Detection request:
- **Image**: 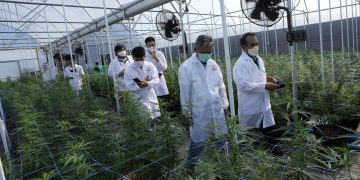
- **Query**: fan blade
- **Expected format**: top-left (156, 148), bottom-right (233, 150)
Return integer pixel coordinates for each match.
top-left (264, 9), bottom-right (279, 21)
top-left (250, 0), bottom-right (281, 21)
top-left (250, 8), bottom-right (262, 20)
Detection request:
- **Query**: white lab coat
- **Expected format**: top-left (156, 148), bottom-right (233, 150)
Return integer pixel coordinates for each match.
top-left (108, 56), bottom-right (134, 92)
top-left (233, 51), bottom-right (275, 129)
top-left (124, 61), bottom-right (161, 119)
top-left (145, 50), bottom-right (169, 96)
top-left (179, 53), bottom-right (229, 143)
top-left (64, 64), bottom-right (85, 91)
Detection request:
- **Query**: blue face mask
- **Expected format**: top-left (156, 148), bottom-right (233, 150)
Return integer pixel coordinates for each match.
top-left (197, 53), bottom-right (212, 63)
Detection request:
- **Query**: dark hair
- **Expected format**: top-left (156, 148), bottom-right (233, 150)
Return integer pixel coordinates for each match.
top-left (145, 36), bottom-right (155, 44)
top-left (114, 44), bottom-right (126, 53)
top-left (240, 32), bottom-right (256, 46)
top-left (195, 35), bottom-right (213, 48)
top-left (131, 46), bottom-right (145, 58)
top-left (95, 62), bottom-right (99, 65)
top-left (64, 54), bottom-right (75, 61)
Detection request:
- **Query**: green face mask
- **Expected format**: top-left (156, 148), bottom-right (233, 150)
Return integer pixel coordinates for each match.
top-left (198, 53), bottom-right (212, 63)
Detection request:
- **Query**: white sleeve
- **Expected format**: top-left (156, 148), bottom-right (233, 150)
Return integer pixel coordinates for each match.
top-left (233, 61), bottom-right (266, 93)
top-left (80, 66), bottom-right (85, 75)
top-left (107, 60), bottom-right (114, 76)
top-left (124, 68), bottom-right (140, 91)
top-left (179, 64), bottom-right (192, 117)
top-left (156, 51), bottom-right (167, 72)
top-left (218, 68), bottom-right (229, 109)
top-left (64, 68), bottom-right (69, 77)
top-left (147, 63), bottom-right (160, 88)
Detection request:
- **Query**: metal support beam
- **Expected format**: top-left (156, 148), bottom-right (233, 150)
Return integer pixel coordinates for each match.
top-left (219, 0), bottom-right (235, 117)
top-left (46, 0), bottom-right (173, 49)
top-left (0, 0), bottom-right (122, 10)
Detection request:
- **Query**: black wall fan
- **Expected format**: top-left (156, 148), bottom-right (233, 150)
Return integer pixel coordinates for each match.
top-left (155, 9), bottom-right (182, 41)
top-left (241, 0), bottom-right (285, 27)
top-left (240, 0), bottom-right (306, 44)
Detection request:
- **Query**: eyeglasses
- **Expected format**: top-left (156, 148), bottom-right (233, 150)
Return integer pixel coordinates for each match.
top-left (147, 44), bottom-right (156, 47)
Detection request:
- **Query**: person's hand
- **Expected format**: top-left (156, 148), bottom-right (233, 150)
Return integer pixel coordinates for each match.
top-left (152, 53), bottom-right (159, 63)
top-left (267, 76), bottom-right (277, 83)
top-left (224, 109), bottom-right (229, 117)
top-left (265, 82), bottom-right (278, 91)
top-left (184, 117), bottom-right (193, 127)
top-left (137, 81), bottom-right (148, 88)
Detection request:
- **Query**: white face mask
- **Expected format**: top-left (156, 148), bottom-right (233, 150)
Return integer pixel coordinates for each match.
top-left (117, 51), bottom-right (127, 57)
top-left (133, 61), bottom-right (144, 68)
top-left (247, 46), bottom-right (259, 57)
top-left (148, 47), bottom-right (156, 53)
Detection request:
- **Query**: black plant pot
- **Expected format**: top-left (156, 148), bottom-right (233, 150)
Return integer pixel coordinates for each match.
top-left (338, 116), bottom-right (360, 131)
top-left (313, 124), bottom-right (355, 147)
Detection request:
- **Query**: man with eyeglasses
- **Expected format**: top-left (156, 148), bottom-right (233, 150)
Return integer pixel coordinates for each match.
top-left (233, 32), bottom-right (279, 134)
top-left (144, 36), bottom-right (169, 100)
top-left (179, 35), bottom-right (229, 172)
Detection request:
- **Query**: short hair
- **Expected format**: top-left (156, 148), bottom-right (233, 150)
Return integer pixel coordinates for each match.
top-left (240, 32), bottom-right (256, 46)
top-left (145, 36), bottom-right (155, 44)
top-left (114, 44), bottom-right (126, 52)
top-left (195, 35), bottom-right (213, 48)
top-left (131, 46), bottom-right (145, 58)
top-left (95, 62), bottom-right (99, 65)
top-left (64, 54), bottom-right (75, 61)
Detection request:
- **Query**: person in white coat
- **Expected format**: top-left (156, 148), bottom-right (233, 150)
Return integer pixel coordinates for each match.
top-left (179, 35), bottom-right (229, 167)
top-left (124, 46), bottom-right (161, 119)
top-left (108, 44), bottom-right (134, 97)
top-left (233, 32), bottom-right (279, 133)
top-left (144, 36), bottom-right (169, 99)
top-left (63, 54), bottom-right (85, 91)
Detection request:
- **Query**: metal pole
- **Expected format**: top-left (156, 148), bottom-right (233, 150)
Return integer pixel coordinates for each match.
top-left (85, 38), bottom-right (92, 91)
top-left (186, 10), bottom-right (193, 54)
top-left (356, 0), bottom-right (359, 55)
top-left (318, 0), bottom-right (324, 86)
top-left (274, 23), bottom-right (279, 61)
top-left (329, 0), bottom-right (334, 80)
top-left (44, 9), bottom-right (55, 80)
top-left (179, 0), bottom-right (187, 60)
top-left (288, 0), bottom-right (297, 110)
top-left (219, 0), bottom-right (235, 117)
top-left (103, 0), bottom-right (120, 114)
top-left (167, 40), bottom-right (173, 66)
top-left (81, 38), bottom-right (91, 91)
top-left (340, 0), bottom-right (345, 66)
top-left (346, 0), bottom-right (350, 67)
top-left (100, 32), bottom-right (111, 100)
top-left (351, 0), bottom-right (355, 51)
top-left (62, 0), bottom-right (79, 95)
top-left (303, 12), bottom-right (307, 51)
top-left (128, 20), bottom-right (134, 50)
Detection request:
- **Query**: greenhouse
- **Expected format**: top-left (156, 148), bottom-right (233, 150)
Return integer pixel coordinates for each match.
top-left (0, 0), bottom-right (359, 179)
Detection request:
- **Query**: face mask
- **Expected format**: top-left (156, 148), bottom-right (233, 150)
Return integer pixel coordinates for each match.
top-left (133, 60), bottom-right (144, 68)
top-left (117, 51), bottom-right (127, 57)
top-left (247, 46), bottom-right (259, 57)
top-left (148, 47), bottom-right (156, 53)
top-left (197, 53), bottom-right (212, 63)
